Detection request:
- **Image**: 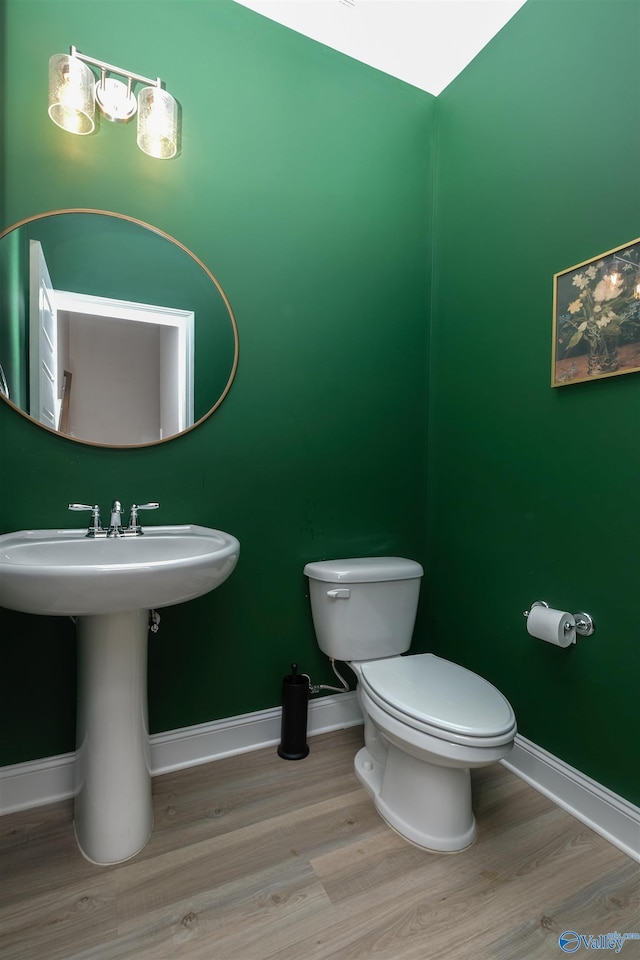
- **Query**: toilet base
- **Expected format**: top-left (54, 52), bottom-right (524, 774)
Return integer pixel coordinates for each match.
top-left (354, 744), bottom-right (477, 853)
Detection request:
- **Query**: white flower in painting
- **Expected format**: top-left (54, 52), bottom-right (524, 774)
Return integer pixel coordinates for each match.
top-left (573, 272), bottom-right (589, 289)
top-left (585, 265), bottom-right (597, 279)
top-left (597, 310), bottom-right (617, 329)
top-left (594, 277), bottom-right (619, 301)
top-left (568, 298), bottom-right (583, 314)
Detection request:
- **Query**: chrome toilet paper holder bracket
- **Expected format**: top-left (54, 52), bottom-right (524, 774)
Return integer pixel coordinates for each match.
top-left (523, 600), bottom-right (595, 637)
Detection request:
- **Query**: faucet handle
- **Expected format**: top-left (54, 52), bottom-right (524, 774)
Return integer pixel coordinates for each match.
top-left (127, 501), bottom-right (159, 534)
top-left (130, 501), bottom-right (159, 520)
top-left (68, 503), bottom-right (103, 537)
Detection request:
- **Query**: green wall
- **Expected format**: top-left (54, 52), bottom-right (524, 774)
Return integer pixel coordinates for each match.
top-left (2, 0), bottom-right (638, 811)
top-left (0, 1), bottom-right (434, 762)
top-left (428, 0), bottom-right (640, 804)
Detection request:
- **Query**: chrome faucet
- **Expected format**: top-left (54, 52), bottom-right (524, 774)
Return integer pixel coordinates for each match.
top-left (68, 500), bottom-right (159, 537)
top-left (108, 500), bottom-right (124, 538)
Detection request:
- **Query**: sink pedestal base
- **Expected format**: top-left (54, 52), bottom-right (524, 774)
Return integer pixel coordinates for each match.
top-left (74, 609), bottom-right (153, 864)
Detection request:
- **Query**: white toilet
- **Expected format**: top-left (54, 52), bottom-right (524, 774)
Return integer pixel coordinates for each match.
top-left (304, 556), bottom-right (517, 853)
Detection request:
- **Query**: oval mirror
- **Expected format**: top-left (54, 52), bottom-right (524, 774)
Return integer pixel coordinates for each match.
top-left (0, 210), bottom-right (238, 447)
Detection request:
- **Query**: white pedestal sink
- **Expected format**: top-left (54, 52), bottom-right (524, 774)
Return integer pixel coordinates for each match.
top-left (0, 524), bottom-right (240, 864)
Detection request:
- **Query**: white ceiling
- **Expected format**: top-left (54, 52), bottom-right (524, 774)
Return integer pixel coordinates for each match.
top-left (233, 0), bottom-right (528, 96)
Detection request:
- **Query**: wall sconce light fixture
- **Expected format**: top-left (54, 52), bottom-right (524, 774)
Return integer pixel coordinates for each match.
top-left (48, 46), bottom-right (178, 159)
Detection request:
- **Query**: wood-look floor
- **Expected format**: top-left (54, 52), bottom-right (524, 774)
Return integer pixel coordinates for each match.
top-left (1, 727), bottom-right (638, 960)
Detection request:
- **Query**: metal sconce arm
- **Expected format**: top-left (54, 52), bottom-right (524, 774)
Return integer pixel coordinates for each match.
top-left (69, 46), bottom-right (162, 90)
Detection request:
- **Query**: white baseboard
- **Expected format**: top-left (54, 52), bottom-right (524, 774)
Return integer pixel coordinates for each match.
top-left (502, 734), bottom-right (640, 863)
top-left (0, 752), bottom-right (75, 817)
top-left (150, 689), bottom-right (363, 775)
top-left (0, 692), bottom-right (363, 816)
top-left (2, 702), bottom-right (638, 863)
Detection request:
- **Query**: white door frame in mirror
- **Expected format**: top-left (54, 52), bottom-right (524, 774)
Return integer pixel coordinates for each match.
top-left (0, 209), bottom-right (239, 448)
top-left (30, 241), bottom-right (195, 444)
top-left (53, 291), bottom-right (194, 444)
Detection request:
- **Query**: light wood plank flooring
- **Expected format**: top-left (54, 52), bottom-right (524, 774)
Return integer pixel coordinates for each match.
top-left (1, 728), bottom-right (638, 960)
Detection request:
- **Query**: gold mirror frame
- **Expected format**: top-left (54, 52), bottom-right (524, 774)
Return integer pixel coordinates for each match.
top-left (0, 209), bottom-right (239, 448)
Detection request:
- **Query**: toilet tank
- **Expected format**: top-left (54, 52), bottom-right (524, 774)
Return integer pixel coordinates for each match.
top-left (303, 557), bottom-right (423, 662)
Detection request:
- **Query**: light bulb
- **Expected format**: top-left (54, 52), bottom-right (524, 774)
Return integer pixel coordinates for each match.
top-left (48, 54), bottom-right (95, 135)
top-left (136, 86), bottom-right (178, 159)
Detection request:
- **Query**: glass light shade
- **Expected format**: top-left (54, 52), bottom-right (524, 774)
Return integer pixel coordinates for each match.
top-left (137, 86), bottom-right (178, 159)
top-left (48, 54), bottom-right (95, 135)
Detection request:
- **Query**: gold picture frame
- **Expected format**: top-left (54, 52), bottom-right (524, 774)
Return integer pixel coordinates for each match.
top-left (552, 239), bottom-right (640, 386)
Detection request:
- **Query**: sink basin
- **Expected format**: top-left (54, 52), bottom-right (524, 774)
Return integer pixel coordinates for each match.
top-left (0, 524), bottom-right (240, 616)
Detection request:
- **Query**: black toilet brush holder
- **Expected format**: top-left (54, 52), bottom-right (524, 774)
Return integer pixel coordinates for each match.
top-left (277, 662), bottom-right (310, 760)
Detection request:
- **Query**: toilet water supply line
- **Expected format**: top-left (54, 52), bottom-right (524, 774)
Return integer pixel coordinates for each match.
top-left (304, 658), bottom-right (351, 695)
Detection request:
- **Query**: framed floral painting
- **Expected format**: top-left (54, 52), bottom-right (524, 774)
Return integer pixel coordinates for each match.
top-left (552, 239), bottom-right (640, 386)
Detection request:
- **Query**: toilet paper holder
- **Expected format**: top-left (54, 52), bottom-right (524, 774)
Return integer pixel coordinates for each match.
top-left (523, 601), bottom-right (595, 637)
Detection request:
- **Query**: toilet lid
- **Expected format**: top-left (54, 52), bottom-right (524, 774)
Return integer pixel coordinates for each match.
top-left (359, 654), bottom-right (515, 738)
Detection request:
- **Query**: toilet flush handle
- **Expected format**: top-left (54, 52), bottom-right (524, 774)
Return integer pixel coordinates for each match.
top-left (327, 588), bottom-right (350, 599)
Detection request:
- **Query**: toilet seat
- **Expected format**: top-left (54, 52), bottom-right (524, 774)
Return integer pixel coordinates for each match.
top-left (357, 654), bottom-right (517, 748)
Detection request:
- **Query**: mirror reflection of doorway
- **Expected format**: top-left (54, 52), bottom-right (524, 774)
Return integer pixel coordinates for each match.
top-left (29, 240), bottom-right (194, 445)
